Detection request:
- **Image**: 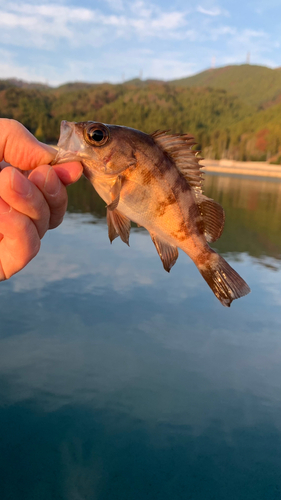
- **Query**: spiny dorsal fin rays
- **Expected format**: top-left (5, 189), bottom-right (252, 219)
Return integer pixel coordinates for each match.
top-left (151, 129), bottom-right (171, 138)
top-left (107, 209), bottom-right (131, 246)
top-left (196, 194), bottom-right (225, 243)
top-left (106, 175), bottom-right (123, 211)
top-left (151, 130), bottom-right (204, 194)
top-left (151, 130), bottom-right (225, 242)
top-left (150, 233), bottom-right (178, 272)
top-left (151, 130), bottom-right (196, 147)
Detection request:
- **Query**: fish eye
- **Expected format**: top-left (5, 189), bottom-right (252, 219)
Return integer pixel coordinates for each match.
top-left (84, 123), bottom-right (109, 146)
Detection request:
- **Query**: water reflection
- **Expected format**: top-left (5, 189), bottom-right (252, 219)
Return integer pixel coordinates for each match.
top-left (0, 174), bottom-right (281, 499)
top-left (205, 174), bottom-right (281, 263)
top-left (67, 173), bottom-right (281, 263)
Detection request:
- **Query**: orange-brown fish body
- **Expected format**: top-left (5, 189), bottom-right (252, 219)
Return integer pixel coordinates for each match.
top-left (53, 121), bottom-right (250, 306)
top-left (83, 128), bottom-right (207, 258)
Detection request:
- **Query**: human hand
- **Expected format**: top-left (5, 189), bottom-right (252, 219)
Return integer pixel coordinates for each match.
top-left (0, 119), bottom-right (83, 280)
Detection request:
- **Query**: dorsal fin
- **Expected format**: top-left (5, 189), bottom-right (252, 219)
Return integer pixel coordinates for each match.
top-left (107, 209), bottom-right (131, 246)
top-left (151, 130), bottom-right (204, 194)
top-left (151, 130), bottom-right (225, 241)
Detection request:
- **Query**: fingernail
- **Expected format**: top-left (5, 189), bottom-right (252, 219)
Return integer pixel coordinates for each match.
top-left (11, 168), bottom-right (32, 197)
top-left (0, 199), bottom-right (12, 215)
top-left (44, 167), bottom-right (61, 196)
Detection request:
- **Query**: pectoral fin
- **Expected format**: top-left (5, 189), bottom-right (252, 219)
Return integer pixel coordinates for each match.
top-left (107, 209), bottom-right (131, 246)
top-left (150, 233), bottom-right (178, 272)
top-left (106, 176), bottom-right (123, 211)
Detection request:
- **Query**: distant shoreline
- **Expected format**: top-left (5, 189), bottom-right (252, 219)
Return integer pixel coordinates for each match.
top-left (201, 159), bottom-right (281, 179)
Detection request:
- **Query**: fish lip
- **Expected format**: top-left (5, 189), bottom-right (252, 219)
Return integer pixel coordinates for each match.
top-left (50, 150), bottom-right (81, 166)
top-left (50, 120), bottom-right (84, 165)
top-left (57, 120), bottom-right (75, 149)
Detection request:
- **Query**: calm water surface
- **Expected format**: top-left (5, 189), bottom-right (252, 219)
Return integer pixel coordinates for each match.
top-left (0, 174), bottom-right (281, 500)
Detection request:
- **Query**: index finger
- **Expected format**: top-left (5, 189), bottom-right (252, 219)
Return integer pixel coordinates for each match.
top-left (0, 119), bottom-right (56, 171)
top-left (28, 162), bottom-right (83, 229)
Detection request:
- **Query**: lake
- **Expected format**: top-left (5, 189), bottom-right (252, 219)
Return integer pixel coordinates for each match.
top-left (0, 173), bottom-right (281, 500)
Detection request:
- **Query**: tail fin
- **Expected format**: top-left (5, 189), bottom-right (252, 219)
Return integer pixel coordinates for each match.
top-left (198, 254), bottom-right (250, 307)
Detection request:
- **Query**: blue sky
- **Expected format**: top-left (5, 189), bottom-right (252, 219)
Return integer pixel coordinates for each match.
top-left (0, 0), bottom-right (281, 86)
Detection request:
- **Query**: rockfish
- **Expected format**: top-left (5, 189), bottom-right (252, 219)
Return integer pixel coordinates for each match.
top-left (52, 121), bottom-right (250, 307)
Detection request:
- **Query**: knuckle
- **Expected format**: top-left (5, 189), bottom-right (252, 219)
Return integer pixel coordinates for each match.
top-left (13, 211), bottom-right (32, 233)
top-left (50, 186), bottom-right (68, 209)
top-left (13, 212), bottom-right (40, 244)
top-left (29, 235), bottom-right (41, 260)
top-left (17, 236), bottom-right (40, 270)
top-left (49, 207), bottom-right (65, 229)
top-left (0, 166), bottom-right (13, 187)
top-left (37, 195), bottom-right (51, 221)
top-left (48, 194), bottom-right (68, 229)
top-left (21, 225), bottom-right (41, 263)
top-left (10, 220), bottom-right (41, 271)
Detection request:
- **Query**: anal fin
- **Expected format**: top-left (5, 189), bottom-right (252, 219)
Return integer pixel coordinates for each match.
top-left (107, 209), bottom-right (131, 246)
top-left (150, 233), bottom-right (178, 272)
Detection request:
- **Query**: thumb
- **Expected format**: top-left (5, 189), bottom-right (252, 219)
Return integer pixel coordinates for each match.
top-left (0, 119), bottom-right (56, 170)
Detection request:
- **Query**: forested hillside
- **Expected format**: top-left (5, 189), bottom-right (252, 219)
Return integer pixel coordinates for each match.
top-left (173, 64), bottom-right (281, 109)
top-left (1, 64), bottom-right (281, 162)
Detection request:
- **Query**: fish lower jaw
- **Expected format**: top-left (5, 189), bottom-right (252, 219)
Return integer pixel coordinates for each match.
top-left (50, 149), bottom-right (81, 166)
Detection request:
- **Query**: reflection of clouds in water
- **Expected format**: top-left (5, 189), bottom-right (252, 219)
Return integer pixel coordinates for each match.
top-left (0, 311), bottom-right (281, 434)
top-left (1, 211), bottom-right (281, 432)
top-left (9, 219), bottom-right (157, 293)
top-left (6, 209), bottom-right (280, 294)
top-left (1, 258), bottom-right (281, 434)
top-left (0, 326), bottom-right (142, 410)
top-left (238, 254), bottom-right (281, 307)
top-left (7, 214), bottom-right (204, 298)
top-left (255, 260), bottom-right (281, 306)
top-left (12, 258), bottom-right (82, 293)
top-left (1, 177), bottom-right (281, 499)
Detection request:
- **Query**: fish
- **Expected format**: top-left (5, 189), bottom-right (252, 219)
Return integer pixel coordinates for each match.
top-left (51, 120), bottom-right (250, 307)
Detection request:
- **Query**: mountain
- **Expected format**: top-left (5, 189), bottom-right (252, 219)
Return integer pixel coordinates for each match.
top-left (0, 78), bottom-right (50, 91)
top-left (0, 64), bottom-right (280, 162)
top-left (171, 64), bottom-right (281, 109)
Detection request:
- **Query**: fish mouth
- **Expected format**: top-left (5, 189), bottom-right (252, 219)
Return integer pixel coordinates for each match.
top-left (50, 121), bottom-right (82, 165)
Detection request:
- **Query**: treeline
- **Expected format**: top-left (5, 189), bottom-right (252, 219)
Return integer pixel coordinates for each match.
top-left (1, 65), bottom-right (281, 162)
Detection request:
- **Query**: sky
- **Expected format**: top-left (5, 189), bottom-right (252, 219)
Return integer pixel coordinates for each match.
top-left (0, 0), bottom-right (281, 86)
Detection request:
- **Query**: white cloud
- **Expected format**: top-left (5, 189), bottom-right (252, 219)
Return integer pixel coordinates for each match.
top-left (0, 0), bottom-right (280, 84)
top-left (145, 55), bottom-right (197, 80)
top-left (222, 27), bottom-right (272, 65)
top-left (0, 1), bottom-right (187, 48)
top-left (239, 28), bottom-right (267, 39)
top-left (0, 48), bottom-right (49, 83)
top-left (7, 3), bottom-right (94, 21)
top-left (197, 5), bottom-right (222, 16)
top-left (207, 25), bottom-right (237, 41)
